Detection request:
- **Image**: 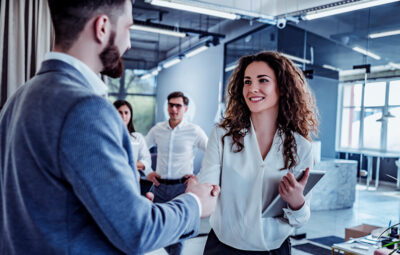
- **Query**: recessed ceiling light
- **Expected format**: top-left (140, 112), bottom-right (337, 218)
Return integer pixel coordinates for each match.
top-left (130, 24), bottom-right (186, 38)
top-left (147, 0), bottom-right (239, 20)
top-left (304, 0), bottom-right (400, 20)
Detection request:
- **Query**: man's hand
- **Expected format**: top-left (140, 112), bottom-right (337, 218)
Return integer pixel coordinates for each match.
top-left (146, 171), bottom-right (161, 186)
top-left (279, 168), bottom-right (310, 210)
top-left (136, 161), bottom-right (145, 171)
top-left (185, 178), bottom-right (220, 218)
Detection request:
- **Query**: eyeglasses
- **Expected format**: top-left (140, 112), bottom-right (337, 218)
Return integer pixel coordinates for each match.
top-left (168, 103), bottom-right (184, 109)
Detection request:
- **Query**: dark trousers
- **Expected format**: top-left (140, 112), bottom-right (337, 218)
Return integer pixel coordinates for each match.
top-left (204, 229), bottom-right (291, 255)
top-left (151, 183), bottom-right (187, 255)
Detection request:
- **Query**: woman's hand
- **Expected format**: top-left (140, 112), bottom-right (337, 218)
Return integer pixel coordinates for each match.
top-left (279, 168), bottom-right (310, 210)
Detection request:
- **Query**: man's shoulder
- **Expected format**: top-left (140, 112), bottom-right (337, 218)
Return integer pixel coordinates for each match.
top-left (150, 121), bottom-right (168, 130)
top-left (7, 70), bottom-right (112, 127)
top-left (183, 121), bottom-right (202, 131)
top-left (34, 66), bottom-right (103, 104)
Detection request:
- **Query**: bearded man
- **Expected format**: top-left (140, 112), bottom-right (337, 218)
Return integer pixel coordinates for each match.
top-left (0, 0), bottom-right (219, 254)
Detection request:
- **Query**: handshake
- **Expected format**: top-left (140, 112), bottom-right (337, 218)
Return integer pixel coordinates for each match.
top-left (185, 176), bottom-right (220, 218)
top-left (145, 174), bottom-right (220, 218)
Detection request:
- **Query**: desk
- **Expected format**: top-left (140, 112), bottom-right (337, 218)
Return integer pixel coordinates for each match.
top-left (331, 242), bottom-right (375, 255)
top-left (331, 241), bottom-right (376, 255)
top-left (340, 149), bottom-right (400, 189)
top-left (331, 235), bottom-right (397, 255)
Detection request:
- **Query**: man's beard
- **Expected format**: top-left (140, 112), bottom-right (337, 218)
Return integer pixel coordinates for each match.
top-left (100, 32), bottom-right (124, 78)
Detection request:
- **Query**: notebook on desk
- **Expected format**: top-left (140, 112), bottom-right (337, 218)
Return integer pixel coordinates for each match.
top-left (262, 169), bottom-right (326, 218)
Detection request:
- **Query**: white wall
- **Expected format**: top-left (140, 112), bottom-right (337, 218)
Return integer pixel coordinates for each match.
top-left (156, 45), bottom-right (223, 135)
top-left (308, 76), bottom-right (339, 159)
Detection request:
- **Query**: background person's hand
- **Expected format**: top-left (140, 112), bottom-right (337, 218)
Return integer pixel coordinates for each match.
top-left (146, 171), bottom-right (161, 186)
top-left (279, 168), bottom-right (310, 210)
top-left (185, 178), bottom-right (220, 218)
top-left (136, 161), bottom-right (145, 171)
top-left (184, 174), bottom-right (198, 186)
top-left (145, 192), bottom-right (154, 202)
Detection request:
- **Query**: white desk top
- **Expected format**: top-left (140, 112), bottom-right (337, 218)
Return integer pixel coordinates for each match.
top-left (338, 149), bottom-right (400, 158)
top-left (332, 235), bottom-right (397, 255)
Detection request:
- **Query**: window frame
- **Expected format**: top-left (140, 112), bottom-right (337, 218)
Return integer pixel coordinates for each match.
top-left (106, 69), bottom-right (157, 134)
top-left (336, 77), bottom-right (400, 153)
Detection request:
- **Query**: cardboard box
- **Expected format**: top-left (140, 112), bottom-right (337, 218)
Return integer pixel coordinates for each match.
top-left (345, 224), bottom-right (381, 241)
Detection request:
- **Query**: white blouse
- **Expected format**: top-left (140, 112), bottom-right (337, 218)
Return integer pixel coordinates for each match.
top-left (130, 132), bottom-right (152, 175)
top-left (198, 123), bottom-right (313, 251)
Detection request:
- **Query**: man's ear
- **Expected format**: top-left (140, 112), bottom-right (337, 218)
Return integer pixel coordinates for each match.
top-left (184, 105), bottom-right (188, 113)
top-left (94, 15), bottom-right (110, 44)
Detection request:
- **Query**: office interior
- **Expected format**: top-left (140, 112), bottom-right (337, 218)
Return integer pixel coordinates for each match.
top-left (1, 0), bottom-right (400, 254)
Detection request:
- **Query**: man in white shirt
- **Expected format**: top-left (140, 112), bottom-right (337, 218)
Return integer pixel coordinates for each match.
top-left (145, 91), bottom-right (208, 255)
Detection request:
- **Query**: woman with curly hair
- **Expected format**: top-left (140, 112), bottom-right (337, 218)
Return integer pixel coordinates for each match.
top-left (198, 51), bottom-right (318, 254)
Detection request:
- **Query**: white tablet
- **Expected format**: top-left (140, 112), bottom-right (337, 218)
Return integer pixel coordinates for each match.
top-left (262, 169), bottom-right (326, 218)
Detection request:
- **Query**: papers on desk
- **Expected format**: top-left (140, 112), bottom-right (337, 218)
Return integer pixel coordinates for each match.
top-left (351, 244), bottom-right (369, 250)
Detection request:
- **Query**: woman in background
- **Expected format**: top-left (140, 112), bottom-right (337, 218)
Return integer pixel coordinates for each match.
top-left (198, 51), bottom-right (318, 254)
top-left (113, 100), bottom-right (152, 176)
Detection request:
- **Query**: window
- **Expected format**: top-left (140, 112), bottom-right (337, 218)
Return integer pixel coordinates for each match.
top-left (387, 81), bottom-right (400, 151)
top-left (106, 69), bottom-right (157, 135)
top-left (338, 79), bottom-right (400, 152)
top-left (340, 84), bottom-right (362, 148)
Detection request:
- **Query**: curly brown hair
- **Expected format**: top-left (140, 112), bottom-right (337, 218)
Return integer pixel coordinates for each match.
top-left (220, 51), bottom-right (318, 170)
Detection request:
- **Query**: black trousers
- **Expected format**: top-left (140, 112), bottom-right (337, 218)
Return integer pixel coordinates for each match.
top-left (203, 229), bottom-right (291, 255)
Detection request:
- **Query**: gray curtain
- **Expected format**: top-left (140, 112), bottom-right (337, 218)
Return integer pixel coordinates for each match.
top-left (0, 0), bottom-right (53, 109)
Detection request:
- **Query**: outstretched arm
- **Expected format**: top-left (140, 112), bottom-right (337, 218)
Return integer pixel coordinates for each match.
top-left (59, 97), bottom-right (201, 254)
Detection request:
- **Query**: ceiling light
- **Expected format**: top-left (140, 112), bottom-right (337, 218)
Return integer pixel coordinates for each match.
top-left (224, 63), bottom-right (237, 72)
top-left (162, 57), bottom-right (182, 69)
top-left (185, 45), bottom-right (209, 58)
top-left (322, 64), bottom-right (342, 71)
top-left (141, 73), bottom-right (153, 80)
top-left (281, 53), bottom-right (311, 64)
top-left (304, 0), bottom-right (400, 20)
top-left (352, 46), bottom-right (381, 60)
top-left (389, 62), bottom-right (400, 69)
top-left (369, 29), bottom-right (400, 38)
top-left (148, 66), bottom-right (162, 76)
top-left (148, 0), bottom-right (239, 20)
top-left (130, 24), bottom-right (186, 38)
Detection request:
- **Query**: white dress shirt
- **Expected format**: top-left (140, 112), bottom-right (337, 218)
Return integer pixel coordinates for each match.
top-left (45, 52), bottom-right (108, 96)
top-left (130, 132), bottom-right (152, 174)
top-left (145, 120), bottom-right (208, 179)
top-left (198, 123), bottom-right (313, 251)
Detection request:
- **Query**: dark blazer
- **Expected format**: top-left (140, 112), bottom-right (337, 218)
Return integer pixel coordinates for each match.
top-left (0, 59), bottom-right (199, 254)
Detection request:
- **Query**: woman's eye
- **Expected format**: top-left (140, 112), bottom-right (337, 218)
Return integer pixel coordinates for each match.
top-left (244, 80), bottom-right (251, 85)
top-left (260, 78), bottom-right (268, 83)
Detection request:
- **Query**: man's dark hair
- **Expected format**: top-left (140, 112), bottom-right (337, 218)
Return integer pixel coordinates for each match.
top-left (47, 0), bottom-right (128, 50)
top-left (168, 91), bottom-right (189, 106)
